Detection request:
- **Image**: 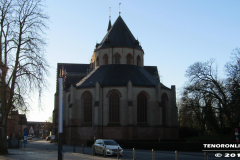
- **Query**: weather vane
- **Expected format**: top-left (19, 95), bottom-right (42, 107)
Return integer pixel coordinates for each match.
top-left (109, 7), bottom-right (111, 20)
top-left (119, 3), bottom-right (121, 15)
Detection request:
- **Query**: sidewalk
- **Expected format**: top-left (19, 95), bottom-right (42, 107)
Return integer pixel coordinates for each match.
top-left (0, 148), bottom-right (114, 160)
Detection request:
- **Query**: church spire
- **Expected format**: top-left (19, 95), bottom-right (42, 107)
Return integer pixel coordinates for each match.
top-left (119, 3), bottom-right (121, 15)
top-left (107, 7), bottom-right (112, 32)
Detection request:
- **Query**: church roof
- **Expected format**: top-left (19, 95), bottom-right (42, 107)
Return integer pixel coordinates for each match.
top-left (107, 19), bottom-right (111, 32)
top-left (144, 66), bottom-right (170, 90)
top-left (56, 63), bottom-right (90, 92)
top-left (76, 65), bottom-right (159, 88)
top-left (95, 16), bottom-right (143, 51)
top-left (57, 63), bottom-right (90, 74)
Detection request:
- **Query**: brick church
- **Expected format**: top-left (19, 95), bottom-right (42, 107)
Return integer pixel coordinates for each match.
top-left (52, 15), bottom-right (178, 144)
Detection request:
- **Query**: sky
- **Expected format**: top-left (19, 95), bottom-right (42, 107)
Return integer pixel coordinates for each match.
top-left (25, 0), bottom-right (240, 121)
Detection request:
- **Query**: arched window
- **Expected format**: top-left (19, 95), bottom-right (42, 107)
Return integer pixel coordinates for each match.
top-left (109, 92), bottom-right (120, 122)
top-left (103, 54), bottom-right (108, 65)
top-left (68, 94), bottom-right (70, 102)
top-left (137, 93), bottom-right (147, 122)
top-left (82, 92), bottom-right (92, 122)
top-left (126, 54), bottom-right (133, 65)
top-left (161, 93), bottom-right (168, 125)
top-left (137, 55), bottom-right (141, 66)
top-left (96, 57), bottom-right (99, 66)
top-left (114, 53), bottom-right (121, 64)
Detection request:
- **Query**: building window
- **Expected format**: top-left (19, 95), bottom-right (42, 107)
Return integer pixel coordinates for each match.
top-left (96, 57), bottom-right (99, 66)
top-left (161, 93), bottom-right (168, 125)
top-left (103, 54), bottom-right (108, 65)
top-left (114, 53), bottom-right (121, 64)
top-left (137, 55), bottom-right (141, 66)
top-left (109, 92), bottom-right (120, 122)
top-left (137, 93), bottom-right (147, 122)
top-left (68, 94), bottom-right (70, 102)
top-left (83, 92), bottom-right (92, 122)
top-left (126, 54), bottom-right (132, 65)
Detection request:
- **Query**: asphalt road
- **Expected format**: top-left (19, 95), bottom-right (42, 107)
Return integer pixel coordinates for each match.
top-left (8, 138), bottom-right (239, 160)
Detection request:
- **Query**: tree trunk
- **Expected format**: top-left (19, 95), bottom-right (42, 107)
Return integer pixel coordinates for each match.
top-left (0, 116), bottom-right (8, 154)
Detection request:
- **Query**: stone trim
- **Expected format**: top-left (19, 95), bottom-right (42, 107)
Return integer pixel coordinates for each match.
top-left (102, 54), bottom-right (109, 58)
top-left (161, 88), bottom-right (172, 91)
top-left (94, 47), bottom-right (144, 54)
top-left (106, 89), bottom-right (122, 98)
top-left (81, 90), bottom-right (93, 99)
top-left (113, 52), bottom-right (121, 58)
top-left (136, 91), bottom-right (151, 99)
top-left (126, 53), bottom-right (133, 58)
top-left (161, 92), bottom-right (168, 101)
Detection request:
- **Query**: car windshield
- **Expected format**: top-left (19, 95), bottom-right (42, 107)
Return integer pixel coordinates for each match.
top-left (103, 140), bottom-right (118, 145)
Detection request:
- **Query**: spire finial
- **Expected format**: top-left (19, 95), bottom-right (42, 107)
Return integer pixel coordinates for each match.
top-left (107, 8), bottom-right (112, 32)
top-left (109, 7), bottom-right (111, 20)
top-left (119, 3), bottom-right (121, 15)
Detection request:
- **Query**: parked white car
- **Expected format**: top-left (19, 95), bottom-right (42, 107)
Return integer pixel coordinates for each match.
top-left (94, 139), bottom-right (123, 156)
top-left (27, 135), bottom-right (32, 140)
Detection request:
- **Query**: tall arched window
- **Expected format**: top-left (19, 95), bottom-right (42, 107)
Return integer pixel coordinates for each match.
top-left (82, 92), bottom-right (92, 122)
top-left (109, 92), bottom-right (120, 122)
top-left (137, 93), bottom-right (147, 122)
top-left (103, 54), bottom-right (108, 65)
top-left (68, 94), bottom-right (70, 102)
top-left (96, 57), bottom-right (99, 66)
top-left (161, 93), bottom-right (168, 125)
top-left (137, 55), bottom-right (141, 66)
top-left (126, 54), bottom-right (133, 65)
top-left (114, 53), bottom-right (121, 64)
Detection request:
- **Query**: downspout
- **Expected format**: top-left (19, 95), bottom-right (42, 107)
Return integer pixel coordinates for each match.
top-left (102, 86), bottom-right (103, 139)
top-left (122, 48), bottom-right (123, 63)
top-left (112, 47), bottom-right (113, 64)
top-left (133, 48), bottom-right (134, 65)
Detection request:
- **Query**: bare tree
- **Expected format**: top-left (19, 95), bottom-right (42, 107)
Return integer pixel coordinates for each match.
top-left (225, 49), bottom-right (240, 125)
top-left (179, 87), bottom-right (220, 135)
top-left (0, 0), bottom-right (49, 154)
top-left (185, 59), bottom-right (233, 129)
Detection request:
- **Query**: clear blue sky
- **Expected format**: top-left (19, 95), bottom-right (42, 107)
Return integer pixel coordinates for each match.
top-left (26, 0), bottom-right (240, 121)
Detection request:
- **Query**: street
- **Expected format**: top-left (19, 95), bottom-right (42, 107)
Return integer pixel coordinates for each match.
top-left (0, 138), bottom-right (238, 160)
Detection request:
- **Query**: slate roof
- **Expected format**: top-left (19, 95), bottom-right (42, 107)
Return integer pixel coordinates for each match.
top-left (95, 16), bottom-right (143, 51)
top-left (76, 64), bottom-right (160, 88)
top-left (107, 19), bottom-right (111, 32)
top-left (144, 66), bottom-right (170, 90)
top-left (64, 75), bottom-right (86, 91)
top-left (56, 63), bottom-right (90, 92)
top-left (57, 63), bottom-right (90, 75)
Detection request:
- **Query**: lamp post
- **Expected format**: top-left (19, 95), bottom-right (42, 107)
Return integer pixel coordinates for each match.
top-left (58, 68), bottom-right (65, 160)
